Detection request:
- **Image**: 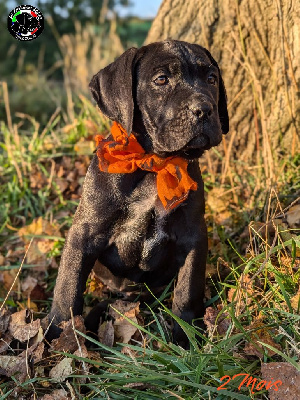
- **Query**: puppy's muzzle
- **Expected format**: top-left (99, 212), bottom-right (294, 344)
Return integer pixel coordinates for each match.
top-left (186, 99), bottom-right (221, 147)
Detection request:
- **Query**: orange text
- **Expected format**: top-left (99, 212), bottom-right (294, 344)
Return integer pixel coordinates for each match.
top-left (217, 373), bottom-right (282, 394)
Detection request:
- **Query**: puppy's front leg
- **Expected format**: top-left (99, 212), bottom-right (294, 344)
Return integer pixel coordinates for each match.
top-left (45, 156), bottom-right (116, 339)
top-left (172, 219), bottom-right (207, 347)
top-left (46, 205), bottom-right (107, 339)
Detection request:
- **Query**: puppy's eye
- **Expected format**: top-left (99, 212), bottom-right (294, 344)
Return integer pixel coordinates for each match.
top-left (154, 75), bottom-right (169, 86)
top-left (207, 74), bottom-right (217, 85)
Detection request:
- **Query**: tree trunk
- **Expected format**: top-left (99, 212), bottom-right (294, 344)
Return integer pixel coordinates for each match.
top-left (145, 0), bottom-right (299, 171)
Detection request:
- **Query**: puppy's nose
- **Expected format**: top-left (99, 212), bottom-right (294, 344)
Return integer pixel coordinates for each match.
top-left (190, 102), bottom-right (213, 119)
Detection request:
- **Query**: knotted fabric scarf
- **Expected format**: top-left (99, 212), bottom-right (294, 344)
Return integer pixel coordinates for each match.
top-left (95, 122), bottom-right (197, 211)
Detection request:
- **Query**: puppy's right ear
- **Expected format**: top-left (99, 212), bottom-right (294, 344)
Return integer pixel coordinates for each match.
top-left (89, 47), bottom-right (138, 134)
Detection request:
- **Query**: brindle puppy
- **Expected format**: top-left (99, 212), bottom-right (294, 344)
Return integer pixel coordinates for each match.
top-left (47, 40), bottom-right (229, 347)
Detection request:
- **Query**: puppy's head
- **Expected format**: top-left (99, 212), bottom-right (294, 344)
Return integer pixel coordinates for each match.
top-left (89, 40), bottom-right (229, 159)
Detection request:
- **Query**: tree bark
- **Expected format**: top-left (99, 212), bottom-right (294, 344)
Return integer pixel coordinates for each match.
top-left (146, 0), bottom-right (299, 168)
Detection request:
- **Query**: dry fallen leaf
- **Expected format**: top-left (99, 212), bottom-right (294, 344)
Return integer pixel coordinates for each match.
top-left (286, 204), bottom-right (300, 228)
top-left (98, 320), bottom-right (114, 347)
top-left (244, 319), bottom-right (281, 358)
top-left (30, 168), bottom-right (48, 190)
top-left (23, 341), bottom-right (45, 363)
top-left (261, 362), bottom-right (300, 399)
top-left (74, 138), bottom-right (95, 155)
top-left (205, 263), bottom-right (218, 278)
top-left (0, 341), bottom-right (43, 383)
top-left (0, 269), bottom-right (19, 292)
top-left (51, 316), bottom-right (86, 354)
top-left (66, 170), bottom-right (77, 183)
top-left (40, 388), bottom-right (69, 400)
top-left (207, 187), bottom-right (228, 213)
top-left (0, 355), bottom-right (22, 377)
top-left (0, 332), bottom-right (13, 354)
top-left (203, 306), bottom-right (231, 336)
top-left (109, 300), bottom-right (140, 320)
top-left (61, 156), bottom-right (73, 170)
top-left (18, 217), bottom-right (61, 268)
top-left (85, 271), bottom-right (105, 298)
top-left (291, 288), bottom-right (300, 311)
top-left (0, 254), bottom-right (5, 266)
top-left (9, 309), bottom-right (40, 342)
top-left (206, 187), bottom-right (233, 224)
top-left (31, 326), bottom-right (44, 346)
top-left (273, 220), bottom-right (300, 257)
top-left (73, 343), bottom-right (89, 359)
top-left (74, 160), bottom-right (87, 176)
top-left (19, 217), bottom-right (61, 242)
top-left (227, 274), bottom-right (259, 314)
top-left (20, 299), bottom-right (39, 313)
top-left (57, 164), bottom-right (65, 178)
top-left (3, 247), bottom-right (24, 267)
top-left (49, 357), bottom-right (73, 383)
top-left (54, 177), bottom-right (69, 193)
top-left (109, 300), bottom-right (140, 344)
top-left (21, 275), bottom-right (38, 296)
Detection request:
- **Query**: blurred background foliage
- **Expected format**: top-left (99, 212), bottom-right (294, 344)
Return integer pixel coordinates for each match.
top-left (0, 0), bottom-right (152, 125)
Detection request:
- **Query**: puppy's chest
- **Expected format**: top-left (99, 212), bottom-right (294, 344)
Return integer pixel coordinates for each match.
top-left (108, 174), bottom-right (172, 269)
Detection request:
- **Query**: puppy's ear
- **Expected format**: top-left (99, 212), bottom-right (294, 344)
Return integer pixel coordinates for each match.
top-left (89, 47), bottom-right (138, 134)
top-left (203, 49), bottom-right (229, 134)
top-left (217, 74), bottom-right (229, 134)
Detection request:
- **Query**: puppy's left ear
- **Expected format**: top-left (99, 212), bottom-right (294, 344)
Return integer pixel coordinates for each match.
top-left (203, 49), bottom-right (229, 134)
top-left (217, 74), bottom-right (229, 134)
top-left (89, 47), bottom-right (138, 134)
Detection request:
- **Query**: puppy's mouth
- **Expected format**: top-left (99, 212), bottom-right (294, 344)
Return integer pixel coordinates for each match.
top-left (180, 139), bottom-right (208, 160)
top-left (155, 134), bottom-right (211, 160)
top-left (184, 134), bottom-right (210, 149)
top-left (180, 134), bottom-right (211, 158)
top-left (151, 115), bottom-right (223, 159)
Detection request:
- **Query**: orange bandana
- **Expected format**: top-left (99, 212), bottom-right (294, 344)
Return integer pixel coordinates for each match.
top-left (95, 122), bottom-right (197, 211)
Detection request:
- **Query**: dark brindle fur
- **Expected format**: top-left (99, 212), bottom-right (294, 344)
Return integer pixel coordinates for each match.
top-left (46, 40), bottom-right (229, 347)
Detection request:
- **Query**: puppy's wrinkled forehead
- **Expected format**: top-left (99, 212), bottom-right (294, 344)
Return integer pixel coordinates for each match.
top-left (136, 40), bottom-right (214, 77)
top-left (162, 40), bottom-right (211, 63)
